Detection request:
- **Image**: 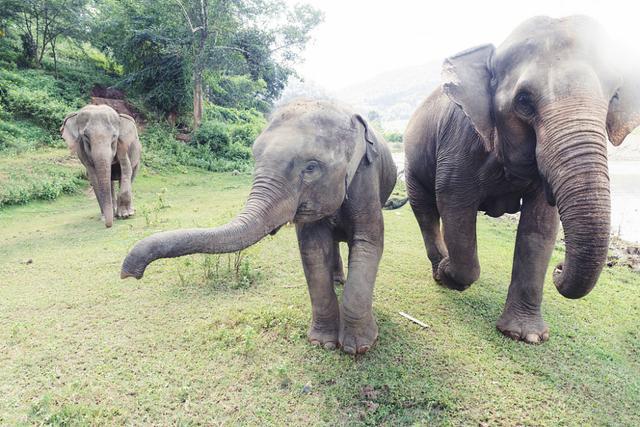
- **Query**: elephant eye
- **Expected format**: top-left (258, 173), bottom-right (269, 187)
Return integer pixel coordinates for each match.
top-left (303, 161), bottom-right (319, 174)
top-left (514, 91), bottom-right (535, 118)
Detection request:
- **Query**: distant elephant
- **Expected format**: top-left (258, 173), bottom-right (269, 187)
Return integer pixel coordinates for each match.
top-left (61, 104), bottom-right (141, 227)
top-left (405, 16), bottom-right (640, 343)
top-left (121, 100), bottom-right (397, 354)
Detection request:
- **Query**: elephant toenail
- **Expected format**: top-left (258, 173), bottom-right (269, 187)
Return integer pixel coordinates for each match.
top-left (324, 342), bottom-right (336, 350)
top-left (525, 333), bottom-right (541, 344)
top-left (357, 345), bottom-right (370, 354)
top-left (343, 346), bottom-right (356, 355)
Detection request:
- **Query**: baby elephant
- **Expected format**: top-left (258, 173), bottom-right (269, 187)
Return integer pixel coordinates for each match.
top-left (61, 104), bottom-right (141, 227)
top-left (121, 100), bottom-right (397, 354)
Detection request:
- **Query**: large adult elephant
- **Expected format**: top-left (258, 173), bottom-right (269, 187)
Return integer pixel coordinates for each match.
top-left (121, 100), bottom-right (397, 354)
top-left (405, 16), bottom-right (640, 343)
top-left (61, 104), bottom-right (141, 227)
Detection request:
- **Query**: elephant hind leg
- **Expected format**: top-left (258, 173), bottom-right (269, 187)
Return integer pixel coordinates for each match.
top-left (407, 177), bottom-right (448, 279)
top-left (332, 241), bottom-right (345, 285)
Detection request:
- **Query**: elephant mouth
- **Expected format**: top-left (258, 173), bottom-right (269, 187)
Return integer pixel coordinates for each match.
top-left (294, 204), bottom-right (324, 223)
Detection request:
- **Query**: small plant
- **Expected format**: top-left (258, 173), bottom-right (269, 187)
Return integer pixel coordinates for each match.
top-left (175, 249), bottom-right (261, 291)
top-left (141, 188), bottom-right (170, 227)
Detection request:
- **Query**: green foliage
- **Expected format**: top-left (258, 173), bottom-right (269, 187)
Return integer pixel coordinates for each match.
top-left (141, 102), bottom-right (264, 172)
top-left (194, 120), bottom-right (230, 154)
top-left (2, 85), bottom-right (69, 134)
top-left (206, 73), bottom-right (269, 111)
top-left (179, 251), bottom-right (262, 292)
top-left (0, 149), bottom-right (85, 208)
top-left (384, 132), bottom-right (403, 143)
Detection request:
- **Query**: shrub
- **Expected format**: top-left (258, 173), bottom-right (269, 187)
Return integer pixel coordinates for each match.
top-left (193, 120), bottom-right (230, 155)
top-left (2, 86), bottom-right (69, 133)
top-left (230, 122), bottom-right (262, 147)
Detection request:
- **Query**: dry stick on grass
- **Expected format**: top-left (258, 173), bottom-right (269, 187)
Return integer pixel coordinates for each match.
top-left (399, 311), bottom-right (430, 329)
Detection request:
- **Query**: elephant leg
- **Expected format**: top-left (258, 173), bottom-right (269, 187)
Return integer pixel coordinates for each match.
top-left (407, 177), bottom-right (448, 279)
top-left (111, 181), bottom-right (117, 216)
top-left (296, 221), bottom-right (340, 350)
top-left (436, 199), bottom-right (480, 291)
top-left (339, 214), bottom-right (383, 354)
top-left (497, 187), bottom-right (559, 344)
top-left (116, 149), bottom-right (134, 218)
top-left (332, 241), bottom-right (345, 285)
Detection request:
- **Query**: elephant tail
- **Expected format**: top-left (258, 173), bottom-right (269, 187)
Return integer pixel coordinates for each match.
top-left (383, 197), bottom-right (409, 210)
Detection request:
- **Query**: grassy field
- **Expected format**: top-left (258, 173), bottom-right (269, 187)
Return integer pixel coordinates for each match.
top-left (1, 167), bottom-right (639, 426)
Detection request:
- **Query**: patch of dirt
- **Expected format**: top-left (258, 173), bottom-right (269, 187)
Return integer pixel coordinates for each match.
top-left (91, 97), bottom-right (142, 122)
top-left (608, 237), bottom-right (640, 272)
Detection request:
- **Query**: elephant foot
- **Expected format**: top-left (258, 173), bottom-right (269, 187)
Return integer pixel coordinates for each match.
top-left (496, 310), bottom-right (549, 344)
top-left (434, 257), bottom-right (474, 291)
top-left (116, 205), bottom-right (135, 219)
top-left (308, 318), bottom-right (339, 350)
top-left (339, 310), bottom-right (378, 355)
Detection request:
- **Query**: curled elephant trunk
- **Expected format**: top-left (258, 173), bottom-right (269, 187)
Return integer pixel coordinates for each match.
top-left (95, 156), bottom-right (114, 228)
top-left (121, 175), bottom-right (297, 279)
top-left (536, 98), bottom-right (610, 299)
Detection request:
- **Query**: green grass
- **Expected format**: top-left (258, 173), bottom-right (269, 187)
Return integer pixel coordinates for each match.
top-left (0, 168), bottom-right (639, 425)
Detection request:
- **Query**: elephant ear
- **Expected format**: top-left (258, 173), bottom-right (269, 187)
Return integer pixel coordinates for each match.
top-left (118, 113), bottom-right (139, 147)
top-left (442, 44), bottom-right (496, 151)
top-left (607, 64), bottom-right (640, 146)
top-left (344, 114), bottom-right (379, 191)
top-left (60, 112), bottom-right (79, 153)
top-left (352, 114), bottom-right (379, 163)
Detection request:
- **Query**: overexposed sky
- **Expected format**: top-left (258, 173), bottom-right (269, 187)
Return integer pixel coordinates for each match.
top-left (287, 0), bottom-right (640, 91)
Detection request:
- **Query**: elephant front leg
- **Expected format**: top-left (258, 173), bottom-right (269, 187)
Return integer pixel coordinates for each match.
top-left (497, 188), bottom-right (559, 344)
top-left (340, 216), bottom-right (383, 355)
top-left (296, 222), bottom-right (340, 350)
top-left (116, 148), bottom-right (135, 218)
top-left (436, 199), bottom-right (481, 291)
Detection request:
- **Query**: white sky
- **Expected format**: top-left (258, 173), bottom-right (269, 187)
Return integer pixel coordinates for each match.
top-left (287, 0), bottom-right (640, 91)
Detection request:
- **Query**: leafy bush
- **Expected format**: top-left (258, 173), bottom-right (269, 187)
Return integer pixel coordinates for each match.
top-left (194, 120), bottom-right (230, 155)
top-left (0, 153), bottom-right (86, 208)
top-left (141, 123), bottom-right (253, 173)
top-left (2, 85), bottom-right (69, 134)
top-left (230, 122), bottom-right (263, 147)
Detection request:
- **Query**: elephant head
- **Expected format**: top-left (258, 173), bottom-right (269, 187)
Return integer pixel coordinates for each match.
top-left (61, 105), bottom-right (138, 228)
top-left (121, 100), bottom-right (379, 279)
top-left (442, 16), bottom-right (640, 299)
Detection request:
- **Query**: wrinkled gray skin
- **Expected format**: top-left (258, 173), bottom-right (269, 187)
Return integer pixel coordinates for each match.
top-left (405, 16), bottom-right (640, 343)
top-left (61, 105), bottom-right (141, 228)
top-left (121, 100), bottom-right (397, 354)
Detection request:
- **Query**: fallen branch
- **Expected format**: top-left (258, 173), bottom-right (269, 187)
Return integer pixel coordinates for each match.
top-left (399, 311), bottom-right (429, 329)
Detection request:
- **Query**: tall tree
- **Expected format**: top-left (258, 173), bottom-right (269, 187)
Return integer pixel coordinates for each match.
top-left (94, 0), bottom-right (321, 127)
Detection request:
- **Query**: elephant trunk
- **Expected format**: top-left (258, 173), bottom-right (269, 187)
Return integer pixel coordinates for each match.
top-left (121, 174), bottom-right (297, 279)
top-left (536, 97), bottom-right (610, 299)
top-left (94, 154), bottom-right (114, 228)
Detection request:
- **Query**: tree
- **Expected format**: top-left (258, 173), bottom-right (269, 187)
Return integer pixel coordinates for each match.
top-left (2, 0), bottom-right (91, 71)
top-left (94, 0), bottom-right (322, 127)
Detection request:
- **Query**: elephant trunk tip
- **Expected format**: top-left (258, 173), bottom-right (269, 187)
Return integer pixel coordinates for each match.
top-left (120, 252), bottom-right (147, 280)
top-left (552, 262), bottom-right (596, 299)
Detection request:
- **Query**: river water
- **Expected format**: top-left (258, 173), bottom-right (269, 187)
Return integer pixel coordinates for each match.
top-left (391, 152), bottom-right (640, 243)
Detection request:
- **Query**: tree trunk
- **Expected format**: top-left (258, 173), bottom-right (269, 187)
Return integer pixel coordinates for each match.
top-left (193, 66), bottom-right (203, 129)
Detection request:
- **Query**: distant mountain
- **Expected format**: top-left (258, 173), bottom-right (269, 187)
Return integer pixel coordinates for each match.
top-left (339, 61), bottom-right (442, 131)
top-left (278, 61), bottom-right (443, 132)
